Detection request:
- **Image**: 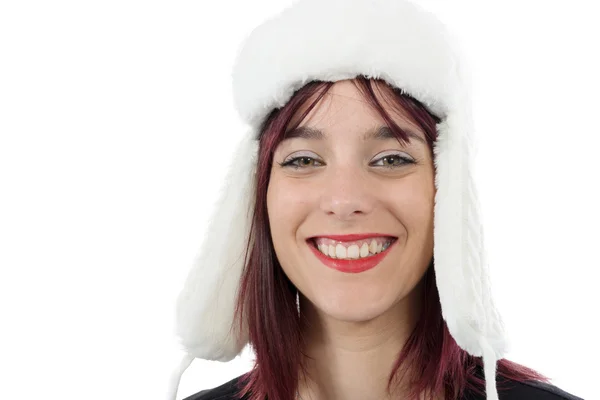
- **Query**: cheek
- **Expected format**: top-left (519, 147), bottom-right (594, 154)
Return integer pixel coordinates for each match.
top-left (266, 177), bottom-right (309, 280)
top-left (388, 172), bottom-right (435, 232)
top-left (407, 185), bottom-right (434, 221)
top-left (267, 176), bottom-right (307, 240)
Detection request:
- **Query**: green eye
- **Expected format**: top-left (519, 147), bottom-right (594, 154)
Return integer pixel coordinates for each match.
top-left (279, 156), bottom-right (322, 169)
top-left (373, 154), bottom-right (414, 168)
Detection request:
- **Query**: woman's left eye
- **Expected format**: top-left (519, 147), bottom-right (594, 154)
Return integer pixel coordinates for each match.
top-left (372, 154), bottom-right (414, 168)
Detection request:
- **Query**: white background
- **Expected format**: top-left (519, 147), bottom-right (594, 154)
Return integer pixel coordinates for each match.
top-left (0, 1), bottom-right (597, 399)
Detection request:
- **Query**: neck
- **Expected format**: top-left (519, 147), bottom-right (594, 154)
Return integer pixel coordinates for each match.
top-left (296, 279), bottom-right (426, 400)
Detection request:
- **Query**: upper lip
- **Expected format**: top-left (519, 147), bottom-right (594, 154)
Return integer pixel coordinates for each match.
top-left (307, 233), bottom-right (398, 241)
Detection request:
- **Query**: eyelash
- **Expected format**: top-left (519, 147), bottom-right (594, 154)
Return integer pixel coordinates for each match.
top-left (278, 154), bottom-right (415, 170)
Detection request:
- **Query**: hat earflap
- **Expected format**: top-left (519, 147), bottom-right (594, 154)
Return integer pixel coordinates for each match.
top-left (174, 132), bottom-right (258, 361)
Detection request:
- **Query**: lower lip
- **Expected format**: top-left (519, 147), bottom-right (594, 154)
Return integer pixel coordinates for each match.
top-left (307, 239), bottom-right (397, 273)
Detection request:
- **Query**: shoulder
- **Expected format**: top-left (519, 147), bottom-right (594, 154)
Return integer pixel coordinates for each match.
top-left (495, 378), bottom-right (584, 400)
top-left (183, 375), bottom-right (248, 400)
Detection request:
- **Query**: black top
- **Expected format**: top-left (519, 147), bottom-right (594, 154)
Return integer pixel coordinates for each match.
top-left (184, 371), bottom-right (585, 400)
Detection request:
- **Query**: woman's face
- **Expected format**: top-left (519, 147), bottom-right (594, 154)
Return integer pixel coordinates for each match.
top-left (267, 79), bottom-right (435, 323)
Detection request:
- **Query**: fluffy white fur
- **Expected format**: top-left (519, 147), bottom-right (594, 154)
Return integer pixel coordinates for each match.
top-left (169, 0), bottom-right (509, 399)
top-left (174, 132), bottom-right (256, 361)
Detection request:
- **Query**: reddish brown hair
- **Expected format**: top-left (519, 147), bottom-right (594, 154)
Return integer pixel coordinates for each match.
top-left (231, 76), bottom-right (550, 399)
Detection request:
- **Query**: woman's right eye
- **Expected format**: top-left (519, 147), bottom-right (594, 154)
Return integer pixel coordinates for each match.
top-left (279, 156), bottom-right (323, 169)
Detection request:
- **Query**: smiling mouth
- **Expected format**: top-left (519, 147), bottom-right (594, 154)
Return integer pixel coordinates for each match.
top-left (307, 237), bottom-right (398, 260)
top-left (306, 237), bottom-right (398, 273)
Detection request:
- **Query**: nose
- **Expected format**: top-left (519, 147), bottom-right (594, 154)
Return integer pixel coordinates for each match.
top-left (319, 164), bottom-right (375, 220)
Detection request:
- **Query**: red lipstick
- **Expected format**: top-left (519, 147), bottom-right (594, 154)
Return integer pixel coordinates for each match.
top-left (307, 236), bottom-right (397, 273)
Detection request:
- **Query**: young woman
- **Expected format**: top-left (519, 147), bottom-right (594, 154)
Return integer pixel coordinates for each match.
top-left (168, 1), bottom-right (584, 399)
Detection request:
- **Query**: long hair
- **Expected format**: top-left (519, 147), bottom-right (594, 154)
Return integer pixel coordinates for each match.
top-left (231, 76), bottom-right (550, 400)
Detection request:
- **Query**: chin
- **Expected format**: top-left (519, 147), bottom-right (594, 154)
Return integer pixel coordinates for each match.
top-left (308, 287), bottom-right (395, 322)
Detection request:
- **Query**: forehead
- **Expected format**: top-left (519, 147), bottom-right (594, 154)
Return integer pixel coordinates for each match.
top-left (300, 80), bottom-right (382, 117)
top-left (285, 80), bottom-right (427, 144)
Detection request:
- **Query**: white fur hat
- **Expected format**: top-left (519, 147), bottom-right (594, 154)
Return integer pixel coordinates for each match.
top-left (168, 0), bottom-right (509, 399)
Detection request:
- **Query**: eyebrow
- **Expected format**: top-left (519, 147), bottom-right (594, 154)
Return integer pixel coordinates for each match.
top-left (282, 125), bottom-right (426, 145)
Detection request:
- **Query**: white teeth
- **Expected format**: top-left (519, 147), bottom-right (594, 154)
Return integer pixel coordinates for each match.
top-left (335, 244), bottom-right (346, 259)
top-left (360, 243), bottom-right (369, 257)
top-left (347, 244), bottom-right (360, 259)
top-left (328, 244), bottom-right (336, 258)
top-left (315, 238), bottom-right (392, 260)
top-left (369, 239), bottom-right (378, 254)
